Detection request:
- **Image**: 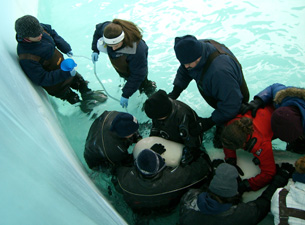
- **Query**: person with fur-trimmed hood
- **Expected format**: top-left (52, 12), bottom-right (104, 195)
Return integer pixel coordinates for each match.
top-left (240, 83), bottom-right (305, 153)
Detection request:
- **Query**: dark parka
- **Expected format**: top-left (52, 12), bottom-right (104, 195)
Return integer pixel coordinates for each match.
top-left (150, 98), bottom-right (202, 149)
top-left (91, 22), bottom-right (148, 98)
top-left (84, 111), bottom-right (136, 170)
top-left (172, 40), bottom-right (249, 125)
top-left (16, 23), bottom-right (72, 87)
top-left (255, 83), bottom-right (305, 134)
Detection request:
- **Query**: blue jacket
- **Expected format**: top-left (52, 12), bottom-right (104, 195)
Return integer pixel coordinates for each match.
top-left (256, 83), bottom-right (305, 133)
top-left (173, 40), bottom-right (244, 125)
top-left (16, 23), bottom-right (72, 87)
top-left (92, 22), bottom-right (148, 98)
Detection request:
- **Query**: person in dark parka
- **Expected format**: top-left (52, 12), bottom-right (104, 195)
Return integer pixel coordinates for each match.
top-left (169, 35), bottom-right (249, 148)
top-left (113, 148), bottom-right (212, 215)
top-left (179, 162), bottom-right (294, 225)
top-left (144, 89), bottom-right (204, 164)
top-left (84, 111), bottom-right (141, 172)
top-left (91, 18), bottom-right (156, 108)
top-left (15, 15), bottom-right (107, 106)
top-left (240, 83), bottom-right (305, 153)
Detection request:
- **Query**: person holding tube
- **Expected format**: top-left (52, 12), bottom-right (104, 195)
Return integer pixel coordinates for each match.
top-left (15, 15), bottom-right (107, 108)
top-left (91, 18), bottom-right (157, 108)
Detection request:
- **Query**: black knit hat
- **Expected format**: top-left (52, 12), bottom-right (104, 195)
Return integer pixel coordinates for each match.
top-left (135, 149), bottom-right (166, 177)
top-left (110, 112), bottom-right (139, 137)
top-left (174, 35), bottom-right (203, 64)
top-left (144, 90), bottom-right (172, 119)
top-left (15, 15), bottom-right (43, 38)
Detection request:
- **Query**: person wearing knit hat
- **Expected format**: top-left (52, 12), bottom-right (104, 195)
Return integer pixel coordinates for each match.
top-left (169, 35), bottom-right (249, 150)
top-left (208, 163), bottom-right (239, 198)
top-left (271, 156), bottom-right (305, 225)
top-left (179, 162), bottom-right (294, 225)
top-left (271, 106), bottom-right (303, 142)
top-left (91, 18), bottom-right (156, 109)
top-left (144, 89), bottom-right (204, 164)
top-left (110, 112), bottom-right (139, 137)
top-left (15, 15), bottom-right (43, 39)
top-left (135, 149), bottom-right (166, 177)
top-left (241, 83), bottom-right (305, 154)
top-left (144, 90), bottom-right (172, 119)
top-left (84, 111), bottom-right (141, 171)
top-left (15, 15), bottom-right (107, 111)
top-left (113, 148), bottom-right (212, 213)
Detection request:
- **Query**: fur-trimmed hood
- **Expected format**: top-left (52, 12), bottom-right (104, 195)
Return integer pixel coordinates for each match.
top-left (274, 87), bottom-right (305, 105)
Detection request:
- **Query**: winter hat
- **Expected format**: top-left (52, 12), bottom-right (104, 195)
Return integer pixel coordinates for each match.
top-left (293, 155), bottom-right (305, 184)
top-left (174, 35), bottom-right (203, 64)
top-left (15, 15), bottom-right (43, 38)
top-left (271, 106), bottom-right (303, 142)
top-left (110, 112), bottom-right (139, 137)
top-left (144, 90), bottom-right (172, 119)
top-left (135, 149), bottom-right (166, 177)
top-left (208, 163), bottom-right (239, 198)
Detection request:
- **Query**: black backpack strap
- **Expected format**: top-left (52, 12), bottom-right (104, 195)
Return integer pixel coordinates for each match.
top-left (279, 188), bottom-right (305, 225)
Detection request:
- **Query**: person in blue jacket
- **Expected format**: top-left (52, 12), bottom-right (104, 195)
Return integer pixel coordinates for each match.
top-left (15, 15), bottom-right (107, 109)
top-left (91, 18), bottom-right (157, 108)
top-left (168, 35), bottom-right (249, 148)
top-left (240, 83), bottom-right (305, 153)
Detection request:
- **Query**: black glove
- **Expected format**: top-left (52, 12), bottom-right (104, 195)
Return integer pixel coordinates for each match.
top-left (168, 85), bottom-right (183, 100)
top-left (239, 97), bottom-right (265, 117)
top-left (211, 159), bottom-right (225, 170)
top-left (225, 158), bottom-right (245, 176)
top-left (238, 179), bottom-right (251, 194)
top-left (261, 163), bottom-right (295, 200)
top-left (181, 147), bottom-right (194, 166)
top-left (189, 117), bottom-right (215, 136)
top-left (150, 143), bottom-right (166, 155)
top-left (277, 163), bottom-right (295, 179)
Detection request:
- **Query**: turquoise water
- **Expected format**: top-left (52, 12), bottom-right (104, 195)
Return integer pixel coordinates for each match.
top-left (37, 0), bottom-right (305, 224)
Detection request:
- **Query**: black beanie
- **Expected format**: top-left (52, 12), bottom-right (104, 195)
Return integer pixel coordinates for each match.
top-left (174, 35), bottom-right (203, 64)
top-left (135, 149), bottom-right (166, 177)
top-left (110, 112), bottom-right (139, 137)
top-left (144, 90), bottom-right (172, 119)
top-left (15, 15), bottom-right (43, 38)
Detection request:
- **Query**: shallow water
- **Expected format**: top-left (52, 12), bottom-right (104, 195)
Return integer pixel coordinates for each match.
top-left (37, 0), bottom-right (305, 224)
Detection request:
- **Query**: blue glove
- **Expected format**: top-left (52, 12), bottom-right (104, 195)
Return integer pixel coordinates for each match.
top-left (70, 68), bottom-right (76, 76)
top-left (91, 52), bottom-right (99, 63)
top-left (120, 96), bottom-right (128, 108)
top-left (66, 51), bottom-right (73, 57)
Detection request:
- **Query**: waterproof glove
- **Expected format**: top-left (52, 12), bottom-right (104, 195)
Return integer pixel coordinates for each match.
top-left (150, 143), bottom-right (166, 155)
top-left (120, 96), bottom-right (128, 108)
top-left (211, 159), bottom-right (225, 170)
top-left (66, 51), bottom-right (73, 57)
top-left (189, 117), bottom-right (215, 136)
top-left (240, 97), bottom-right (265, 117)
top-left (225, 157), bottom-right (245, 176)
top-left (70, 68), bottom-right (76, 76)
top-left (91, 52), bottom-right (99, 63)
top-left (260, 163), bottom-right (294, 200)
top-left (181, 147), bottom-right (194, 166)
top-left (167, 85), bottom-right (183, 100)
top-left (278, 162), bottom-right (295, 179)
top-left (238, 179), bottom-right (251, 194)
